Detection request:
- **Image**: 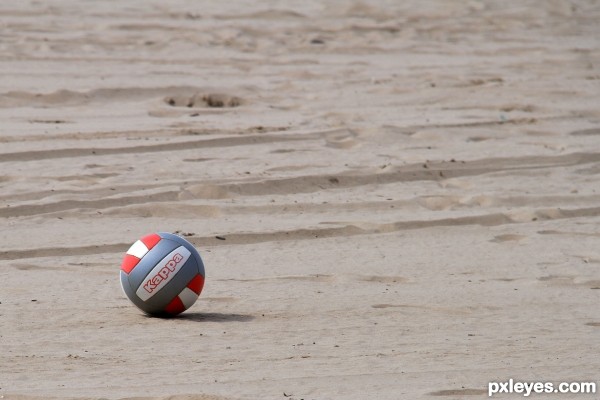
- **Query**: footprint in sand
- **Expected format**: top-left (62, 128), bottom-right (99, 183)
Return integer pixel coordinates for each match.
top-left (178, 184), bottom-right (231, 200)
top-left (490, 234), bottom-right (527, 243)
top-left (165, 93), bottom-right (242, 108)
top-left (324, 129), bottom-right (360, 149)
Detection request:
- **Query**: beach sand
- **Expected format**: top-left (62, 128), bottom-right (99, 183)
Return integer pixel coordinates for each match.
top-left (1, 1), bottom-right (600, 399)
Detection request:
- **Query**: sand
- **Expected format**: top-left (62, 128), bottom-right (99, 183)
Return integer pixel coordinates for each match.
top-left (1, 1), bottom-right (600, 399)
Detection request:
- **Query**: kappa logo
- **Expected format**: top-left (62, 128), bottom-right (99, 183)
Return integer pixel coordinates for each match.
top-left (143, 253), bottom-right (184, 294)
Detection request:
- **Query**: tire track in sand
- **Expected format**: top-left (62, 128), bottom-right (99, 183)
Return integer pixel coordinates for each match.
top-left (2, 205), bottom-right (600, 261)
top-left (0, 133), bottom-right (315, 163)
top-left (2, 152), bottom-right (599, 218)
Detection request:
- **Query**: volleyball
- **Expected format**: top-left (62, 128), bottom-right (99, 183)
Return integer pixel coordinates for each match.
top-left (120, 232), bottom-right (205, 316)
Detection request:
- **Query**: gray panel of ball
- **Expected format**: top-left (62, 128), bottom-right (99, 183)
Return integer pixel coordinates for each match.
top-left (158, 232), bottom-right (205, 277)
top-left (126, 238), bottom-right (180, 289)
top-left (143, 256), bottom-right (200, 311)
top-left (120, 270), bottom-right (149, 313)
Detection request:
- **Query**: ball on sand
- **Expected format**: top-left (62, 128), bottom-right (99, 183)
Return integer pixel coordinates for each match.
top-left (120, 232), bottom-right (205, 316)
